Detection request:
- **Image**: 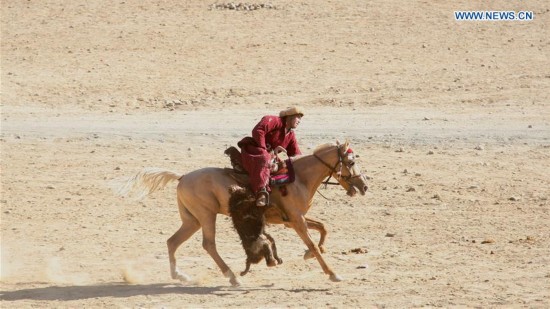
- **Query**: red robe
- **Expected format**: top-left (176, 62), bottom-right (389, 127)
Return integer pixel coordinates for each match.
top-left (238, 115), bottom-right (301, 193)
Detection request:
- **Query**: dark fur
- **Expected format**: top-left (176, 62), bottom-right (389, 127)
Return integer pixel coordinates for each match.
top-left (224, 146), bottom-right (245, 173)
top-left (228, 185), bottom-right (283, 276)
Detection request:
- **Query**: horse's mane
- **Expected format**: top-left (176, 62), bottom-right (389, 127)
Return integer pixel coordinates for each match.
top-left (292, 143), bottom-right (335, 164)
top-left (313, 143), bottom-right (336, 154)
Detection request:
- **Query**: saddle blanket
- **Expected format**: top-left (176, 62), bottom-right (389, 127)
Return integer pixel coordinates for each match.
top-left (270, 159), bottom-right (295, 186)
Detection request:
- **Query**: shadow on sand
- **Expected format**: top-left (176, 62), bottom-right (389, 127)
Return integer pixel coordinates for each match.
top-left (0, 283), bottom-right (329, 301)
top-left (0, 283), bottom-right (233, 301)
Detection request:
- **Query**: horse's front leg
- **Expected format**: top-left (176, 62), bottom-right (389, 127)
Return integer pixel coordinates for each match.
top-left (303, 217), bottom-right (327, 259)
top-left (284, 217), bottom-right (328, 259)
top-left (291, 214), bottom-right (342, 282)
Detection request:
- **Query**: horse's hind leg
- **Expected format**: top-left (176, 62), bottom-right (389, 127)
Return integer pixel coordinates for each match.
top-left (201, 217), bottom-right (240, 286)
top-left (167, 206), bottom-right (200, 282)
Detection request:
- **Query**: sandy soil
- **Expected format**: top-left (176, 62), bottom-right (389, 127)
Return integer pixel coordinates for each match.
top-left (1, 0), bottom-right (549, 307)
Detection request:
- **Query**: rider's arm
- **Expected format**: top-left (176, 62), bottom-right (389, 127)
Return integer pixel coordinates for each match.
top-left (286, 133), bottom-right (302, 157)
top-left (252, 116), bottom-right (279, 149)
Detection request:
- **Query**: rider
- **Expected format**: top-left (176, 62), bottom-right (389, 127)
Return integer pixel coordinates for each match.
top-left (237, 107), bottom-right (304, 206)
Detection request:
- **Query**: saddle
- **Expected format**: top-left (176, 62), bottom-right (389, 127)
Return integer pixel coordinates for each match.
top-left (224, 146), bottom-right (295, 189)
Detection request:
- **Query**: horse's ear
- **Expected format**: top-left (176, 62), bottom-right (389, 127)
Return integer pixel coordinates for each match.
top-left (344, 139), bottom-right (350, 151)
top-left (336, 140), bottom-right (341, 146)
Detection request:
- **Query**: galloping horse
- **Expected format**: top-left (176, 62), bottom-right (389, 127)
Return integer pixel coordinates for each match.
top-left (116, 141), bottom-right (368, 286)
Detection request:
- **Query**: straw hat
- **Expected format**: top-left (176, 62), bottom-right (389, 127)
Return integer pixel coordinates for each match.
top-left (279, 106), bottom-right (304, 118)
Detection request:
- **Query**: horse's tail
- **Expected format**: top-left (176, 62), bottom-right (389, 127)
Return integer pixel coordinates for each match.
top-left (111, 167), bottom-right (183, 200)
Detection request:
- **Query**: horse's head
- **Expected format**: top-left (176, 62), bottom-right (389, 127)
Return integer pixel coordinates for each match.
top-left (334, 140), bottom-right (369, 197)
top-left (313, 140), bottom-right (369, 197)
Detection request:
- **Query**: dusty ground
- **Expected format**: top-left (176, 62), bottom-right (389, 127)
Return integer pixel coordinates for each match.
top-left (1, 0), bottom-right (549, 308)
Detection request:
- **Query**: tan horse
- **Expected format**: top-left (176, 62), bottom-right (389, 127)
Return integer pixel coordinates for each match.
top-left (116, 141), bottom-right (368, 286)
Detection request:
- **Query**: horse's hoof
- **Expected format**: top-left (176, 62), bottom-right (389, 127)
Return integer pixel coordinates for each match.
top-left (224, 270), bottom-right (241, 286)
top-left (319, 245), bottom-right (326, 253)
top-left (230, 277), bottom-right (241, 287)
top-left (329, 274), bottom-right (343, 282)
top-left (276, 258), bottom-right (283, 264)
top-left (303, 250), bottom-right (316, 260)
top-left (172, 270), bottom-right (191, 282)
top-left (176, 274), bottom-right (191, 282)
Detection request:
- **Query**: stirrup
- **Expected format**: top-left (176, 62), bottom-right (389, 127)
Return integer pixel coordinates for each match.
top-left (256, 190), bottom-right (269, 207)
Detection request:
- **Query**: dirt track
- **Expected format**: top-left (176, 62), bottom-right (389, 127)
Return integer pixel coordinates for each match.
top-left (2, 0), bottom-right (550, 307)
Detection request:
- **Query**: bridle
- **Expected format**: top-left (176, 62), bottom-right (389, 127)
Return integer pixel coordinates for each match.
top-left (313, 145), bottom-right (363, 188)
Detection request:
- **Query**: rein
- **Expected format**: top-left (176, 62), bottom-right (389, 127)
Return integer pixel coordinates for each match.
top-left (313, 153), bottom-right (342, 187)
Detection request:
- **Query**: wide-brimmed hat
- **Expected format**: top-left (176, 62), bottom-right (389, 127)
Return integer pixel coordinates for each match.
top-left (279, 107), bottom-right (304, 118)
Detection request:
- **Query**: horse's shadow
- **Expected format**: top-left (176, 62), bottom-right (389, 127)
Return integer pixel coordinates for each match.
top-left (0, 283), bottom-right (231, 301)
top-left (0, 283), bottom-right (329, 301)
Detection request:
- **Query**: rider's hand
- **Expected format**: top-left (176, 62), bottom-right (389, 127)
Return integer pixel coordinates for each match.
top-left (274, 146), bottom-right (287, 154)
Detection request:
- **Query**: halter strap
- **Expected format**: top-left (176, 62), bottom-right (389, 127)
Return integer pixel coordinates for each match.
top-left (314, 146), bottom-right (363, 188)
top-left (313, 153), bottom-right (338, 171)
top-left (313, 149), bottom-right (343, 187)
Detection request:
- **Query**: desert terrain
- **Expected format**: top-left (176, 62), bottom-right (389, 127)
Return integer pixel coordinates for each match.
top-left (1, 0), bottom-right (549, 307)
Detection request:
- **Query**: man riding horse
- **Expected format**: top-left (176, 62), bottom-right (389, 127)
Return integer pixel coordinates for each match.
top-left (237, 107), bottom-right (304, 207)
top-left (117, 134), bottom-right (369, 285)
